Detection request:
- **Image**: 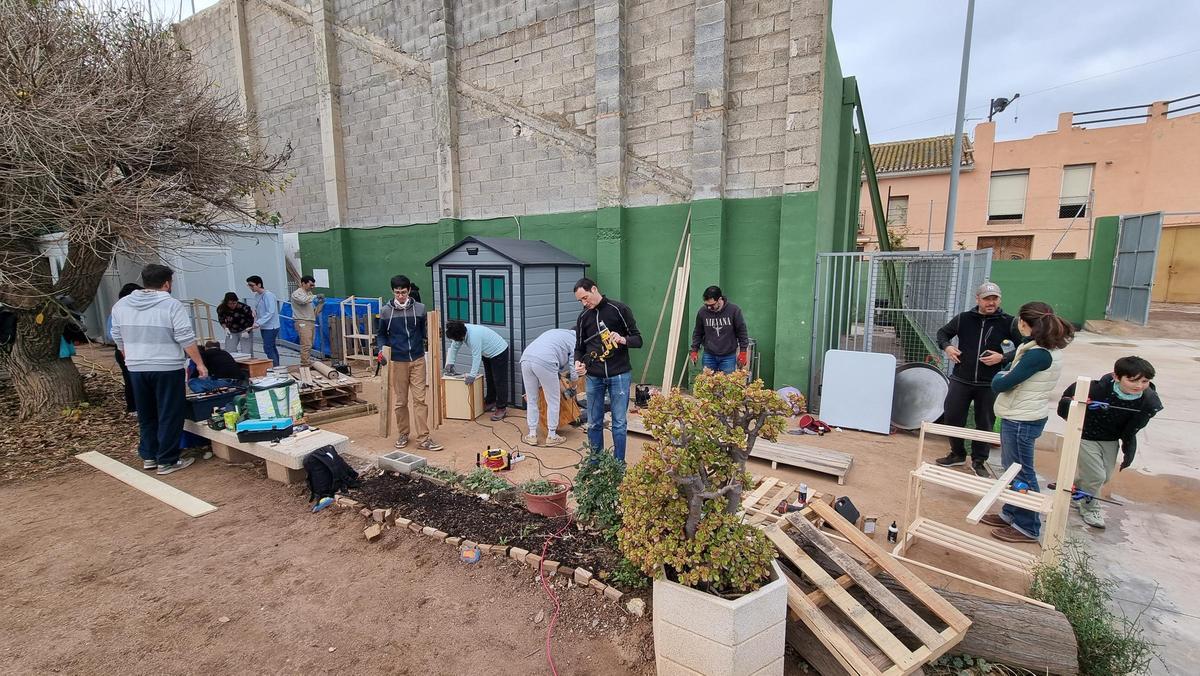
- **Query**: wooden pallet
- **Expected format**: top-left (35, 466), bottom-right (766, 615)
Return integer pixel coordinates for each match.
top-left (769, 500), bottom-right (971, 675)
top-left (740, 476), bottom-right (798, 526)
top-left (751, 439), bottom-right (853, 485)
top-left (305, 401), bottom-right (378, 425)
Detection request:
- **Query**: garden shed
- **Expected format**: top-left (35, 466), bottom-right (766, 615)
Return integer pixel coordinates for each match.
top-left (427, 236), bottom-right (588, 404)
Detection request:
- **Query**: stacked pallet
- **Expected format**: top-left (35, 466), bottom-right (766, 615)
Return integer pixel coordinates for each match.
top-left (290, 365), bottom-right (376, 424)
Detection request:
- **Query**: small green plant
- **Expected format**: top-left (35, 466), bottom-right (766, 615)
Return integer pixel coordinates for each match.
top-left (618, 370), bottom-right (788, 595)
top-left (415, 465), bottom-right (459, 484)
top-left (520, 478), bottom-right (565, 496)
top-left (605, 557), bottom-right (651, 590)
top-left (460, 467), bottom-right (511, 494)
top-left (1030, 541), bottom-right (1158, 676)
top-left (519, 523), bottom-right (540, 539)
top-left (573, 445), bottom-right (625, 540)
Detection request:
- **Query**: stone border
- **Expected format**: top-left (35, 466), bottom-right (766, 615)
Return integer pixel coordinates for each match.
top-left (334, 494), bottom-right (644, 617)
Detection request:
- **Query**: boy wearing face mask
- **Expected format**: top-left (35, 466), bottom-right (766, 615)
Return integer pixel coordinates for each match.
top-left (1057, 356), bottom-right (1163, 529)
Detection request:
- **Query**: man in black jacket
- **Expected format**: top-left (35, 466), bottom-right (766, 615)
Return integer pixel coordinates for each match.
top-left (934, 282), bottom-right (1021, 476)
top-left (1058, 357), bottom-right (1162, 529)
top-left (572, 278), bottom-right (642, 463)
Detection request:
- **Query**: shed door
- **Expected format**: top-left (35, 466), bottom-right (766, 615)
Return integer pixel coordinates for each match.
top-left (1109, 212), bottom-right (1163, 325)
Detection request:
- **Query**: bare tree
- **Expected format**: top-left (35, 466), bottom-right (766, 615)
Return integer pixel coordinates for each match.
top-left (0, 0), bottom-right (290, 418)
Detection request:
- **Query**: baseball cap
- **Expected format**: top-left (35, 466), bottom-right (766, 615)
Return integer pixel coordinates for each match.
top-left (977, 282), bottom-right (1001, 298)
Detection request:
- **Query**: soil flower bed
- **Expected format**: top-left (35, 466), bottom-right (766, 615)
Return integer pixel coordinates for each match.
top-left (348, 471), bottom-right (627, 586)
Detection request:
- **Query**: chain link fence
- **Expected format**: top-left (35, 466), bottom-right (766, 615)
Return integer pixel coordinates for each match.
top-left (808, 250), bottom-right (991, 411)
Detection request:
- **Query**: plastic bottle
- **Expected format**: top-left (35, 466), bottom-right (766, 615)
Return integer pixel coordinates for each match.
top-left (1001, 339), bottom-right (1016, 356)
top-left (887, 521), bottom-right (899, 544)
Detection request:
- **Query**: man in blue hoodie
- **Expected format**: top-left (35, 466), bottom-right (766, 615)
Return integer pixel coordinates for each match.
top-left (110, 264), bottom-right (208, 475)
top-left (378, 275), bottom-right (442, 452)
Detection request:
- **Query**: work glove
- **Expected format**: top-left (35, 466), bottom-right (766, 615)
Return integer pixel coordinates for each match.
top-left (464, 374), bottom-right (477, 386)
top-left (689, 350), bottom-right (698, 365)
top-left (737, 351), bottom-right (748, 367)
top-left (1119, 442), bottom-right (1136, 471)
top-left (443, 364), bottom-right (456, 376)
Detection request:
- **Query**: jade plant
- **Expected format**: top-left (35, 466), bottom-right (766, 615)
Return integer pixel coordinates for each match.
top-left (617, 370), bottom-right (793, 595)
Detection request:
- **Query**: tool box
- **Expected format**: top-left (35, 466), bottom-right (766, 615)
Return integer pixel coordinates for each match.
top-left (184, 387), bottom-right (246, 422)
top-left (235, 417), bottom-right (294, 443)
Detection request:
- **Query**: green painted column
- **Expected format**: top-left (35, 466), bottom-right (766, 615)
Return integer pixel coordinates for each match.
top-left (438, 217), bottom-right (463, 250)
top-left (773, 192), bottom-right (819, 390)
top-left (1083, 216), bottom-right (1119, 320)
top-left (689, 199), bottom-right (723, 295)
top-left (326, 229), bottom-right (353, 295)
top-left (596, 206), bottom-right (624, 297)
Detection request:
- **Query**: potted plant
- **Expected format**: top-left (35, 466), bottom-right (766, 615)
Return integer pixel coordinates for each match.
top-left (619, 370), bottom-right (793, 676)
top-left (519, 477), bottom-right (571, 517)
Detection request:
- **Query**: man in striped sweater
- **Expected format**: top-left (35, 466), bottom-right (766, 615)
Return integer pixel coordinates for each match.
top-left (110, 264), bottom-right (208, 475)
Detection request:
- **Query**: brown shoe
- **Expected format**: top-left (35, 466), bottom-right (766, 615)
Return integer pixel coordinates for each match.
top-left (991, 526), bottom-right (1037, 543)
top-left (980, 514), bottom-right (1007, 528)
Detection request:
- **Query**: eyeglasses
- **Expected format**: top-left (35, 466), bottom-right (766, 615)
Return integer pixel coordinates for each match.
top-left (393, 289), bottom-right (410, 295)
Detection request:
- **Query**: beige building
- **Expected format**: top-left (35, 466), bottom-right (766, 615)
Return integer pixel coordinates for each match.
top-left (858, 99), bottom-right (1200, 300)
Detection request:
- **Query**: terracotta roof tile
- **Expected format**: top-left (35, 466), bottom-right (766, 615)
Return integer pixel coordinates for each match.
top-left (870, 134), bottom-right (973, 174)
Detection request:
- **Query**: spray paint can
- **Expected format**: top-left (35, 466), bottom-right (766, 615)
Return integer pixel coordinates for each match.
top-left (798, 483), bottom-right (809, 504)
top-left (1001, 339), bottom-right (1016, 357)
top-left (887, 521), bottom-right (898, 544)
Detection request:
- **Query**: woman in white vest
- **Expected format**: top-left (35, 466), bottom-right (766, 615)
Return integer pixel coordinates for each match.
top-left (980, 302), bottom-right (1075, 544)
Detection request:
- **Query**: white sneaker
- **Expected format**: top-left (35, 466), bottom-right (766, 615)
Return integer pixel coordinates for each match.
top-left (142, 460), bottom-right (158, 470)
top-left (156, 457), bottom-right (195, 475)
top-left (545, 433), bottom-right (566, 446)
top-left (523, 433), bottom-right (538, 446)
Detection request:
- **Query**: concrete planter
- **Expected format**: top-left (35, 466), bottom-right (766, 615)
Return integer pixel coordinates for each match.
top-left (377, 451), bottom-right (426, 474)
top-left (653, 560), bottom-right (787, 676)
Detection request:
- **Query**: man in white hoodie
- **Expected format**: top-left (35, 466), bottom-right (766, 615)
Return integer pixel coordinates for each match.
top-left (110, 264), bottom-right (209, 475)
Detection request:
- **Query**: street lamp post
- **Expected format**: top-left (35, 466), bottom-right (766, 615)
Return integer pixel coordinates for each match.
top-left (944, 0), bottom-right (976, 251)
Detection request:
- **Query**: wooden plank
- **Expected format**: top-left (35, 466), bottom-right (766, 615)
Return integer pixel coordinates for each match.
top-left (921, 421), bottom-right (1001, 446)
top-left (1042, 377), bottom-right (1090, 565)
top-left (788, 514), bottom-right (944, 649)
top-left (75, 452), bottom-right (217, 517)
top-left (907, 521), bottom-right (1035, 572)
top-left (378, 345), bottom-right (392, 438)
top-left (741, 477), bottom-right (779, 509)
top-left (916, 519), bottom-right (1037, 563)
top-left (809, 560), bottom-right (883, 608)
top-left (891, 555), bottom-right (1054, 610)
top-left (766, 526), bottom-right (918, 670)
top-left (807, 499), bottom-right (972, 633)
top-left (781, 572), bottom-right (884, 675)
top-left (965, 463), bottom-right (1023, 524)
top-left (912, 464), bottom-right (1051, 512)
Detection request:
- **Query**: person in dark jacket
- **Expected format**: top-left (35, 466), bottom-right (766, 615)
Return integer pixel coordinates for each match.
top-left (1058, 356), bottom-right (1162, 529)
top-left (689, 285), bottom-right (749, 374)
top-left (572, 278), bottom-right (642, 462)
top-left (934, 282), bottom-right (1022, 476)
top-left (216, 292), bottom-right (255, 353)
top-left (377, 275), bottom-right (442, 453)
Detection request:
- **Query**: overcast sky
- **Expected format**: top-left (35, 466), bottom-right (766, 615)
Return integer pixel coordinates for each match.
top-left (832, 0), bottom-right (1200, 143)
top-left (150, 0), bottom-right (1200, 145)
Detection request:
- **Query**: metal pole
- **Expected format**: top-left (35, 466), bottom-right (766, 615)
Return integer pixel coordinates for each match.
top-left (944, 0), bottom-right (976, 251)
top-left (926, 200), bottom-right (933, 250)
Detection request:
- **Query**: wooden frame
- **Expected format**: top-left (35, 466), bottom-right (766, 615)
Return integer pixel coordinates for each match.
top-left (767, 500), bottom-right (970, 675)
top-left (661, 235), bottom-right (691, 391)
top-left (339, 296), bottom-right (379, 372)
top-left (897, 377), bottom-right (1092, 573)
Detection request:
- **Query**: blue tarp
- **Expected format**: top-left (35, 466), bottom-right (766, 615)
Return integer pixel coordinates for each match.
top-left (279, 296), bottom-right (381, 358)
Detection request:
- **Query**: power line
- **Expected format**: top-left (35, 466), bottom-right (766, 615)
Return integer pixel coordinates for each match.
top-left (877, 46), bottom-right (1200, 134)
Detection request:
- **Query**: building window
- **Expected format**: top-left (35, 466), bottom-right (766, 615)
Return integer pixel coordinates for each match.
top-left (988, 170), bottom-right (1029, 222)
top-left (445, 274), bottom-right (470, 321)
top-left (887, 195), bottom-right (909, 226)
top-left (478, 275), bottom-right (505, 326)
top-left (1059, 164), bottom-right (1093, 219)
top-left (1051, 252), bottom-right (1077, 260)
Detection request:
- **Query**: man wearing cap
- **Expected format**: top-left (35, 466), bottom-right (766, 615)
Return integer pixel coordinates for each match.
top-left (934, 282), bottom-right (1021, 476)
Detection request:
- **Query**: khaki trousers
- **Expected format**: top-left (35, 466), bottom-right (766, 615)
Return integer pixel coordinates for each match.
top-left (389, 356), bottom-right (429, 442)
top-left (1076, 438), bottom-right (1119, 516)
top-left (296, 320), bottom-right (315, 366)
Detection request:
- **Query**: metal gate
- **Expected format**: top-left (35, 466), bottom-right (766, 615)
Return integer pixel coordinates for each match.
top-left (809, 250), bottom-right (991, 410)
top-left (1109, 212), bottom-right (1164, 325)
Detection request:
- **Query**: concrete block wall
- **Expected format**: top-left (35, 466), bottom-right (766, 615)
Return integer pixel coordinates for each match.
top-left (246, 1), bottom-right (326, 231)
top-left (174, 0), bottom-right (828, 230)
top-left (337, 41), bottom-right (440, 226)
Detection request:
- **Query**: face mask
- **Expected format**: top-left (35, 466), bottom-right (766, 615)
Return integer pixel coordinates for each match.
top-left (394, 298), bottom-right (412, 310)
top-left (1113, 380), bottom-right (1143, 401)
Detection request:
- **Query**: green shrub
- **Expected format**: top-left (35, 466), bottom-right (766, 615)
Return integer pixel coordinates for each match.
top-left (414, 465), bottom-right (459, 483)
top-left (618, 371), bottom-right (788, 595)
top-left (1031, 541), bottom-right (1158, 676)
top-left (460, 467), bottom-right (511, 494)
top-left (605, 557), bottom-right (651, 590)
top-left (573, 445), bottom-right (625, 540)
top-left (519, 478), bottom-right (565, 496)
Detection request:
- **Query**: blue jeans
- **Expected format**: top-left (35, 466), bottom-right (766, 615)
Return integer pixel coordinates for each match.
top-left (702, 352), bottom-right (737, 374)
top-left (131, 369), bottom-right (187, 466)
top-left (586, 371), bottom-right (632, 463)
top-left (260, 328), bottom-right (280, 366)
top-left (999, 417), bottom-right (1047, 539)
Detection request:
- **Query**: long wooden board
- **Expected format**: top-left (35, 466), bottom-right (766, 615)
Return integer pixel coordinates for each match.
top-left (965, 462), bottom-right (1023, 524)
top-left (75, 452), bottom-right (217, 517)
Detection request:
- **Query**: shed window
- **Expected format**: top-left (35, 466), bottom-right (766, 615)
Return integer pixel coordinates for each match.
top-left (445, 274), bottom-right (470, 321)
top-left (478, 276), bottom-right (505, 326)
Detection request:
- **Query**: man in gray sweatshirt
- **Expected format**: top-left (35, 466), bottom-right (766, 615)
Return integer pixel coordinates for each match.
top-left (689, 285), bottom-right (749, 374)
top-left (520, 328), bottom-right (577, 446)
top-left (110, 264), bottom-right (208, 475)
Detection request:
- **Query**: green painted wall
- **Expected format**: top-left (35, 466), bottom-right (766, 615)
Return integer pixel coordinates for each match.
top-left (990, 216), bottom-right (1119, 325)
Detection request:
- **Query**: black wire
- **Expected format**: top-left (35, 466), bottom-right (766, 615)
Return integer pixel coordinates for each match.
top-left (469, 415), bottom-right (587, 478)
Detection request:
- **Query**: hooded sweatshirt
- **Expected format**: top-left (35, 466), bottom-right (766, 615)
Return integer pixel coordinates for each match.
top-left (377, 299), bottom-right (427, 362)
top-left (690, 300), bottom-right (749, 356)
top-left (109, 290), bottom-right (197, 372)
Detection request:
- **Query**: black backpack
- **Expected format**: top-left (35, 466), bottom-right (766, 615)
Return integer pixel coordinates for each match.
top-left (303, 445), bottom-right (361, 502)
